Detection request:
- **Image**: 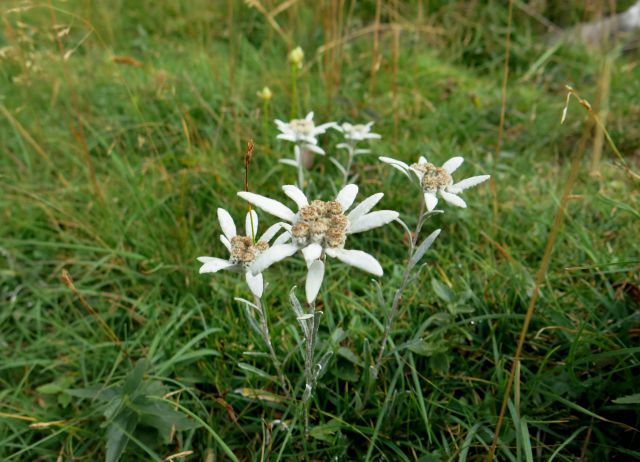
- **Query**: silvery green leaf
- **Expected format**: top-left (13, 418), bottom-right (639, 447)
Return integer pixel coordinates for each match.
top-left (237, 362), bottom-right (275, 381)
top-left (330, 327), bottom-right (347, 344)
top-left (302, 383), bottom-right (313, 402)
top-left (235, 297), bottom-right (260, 312)
top-left (279, 159), bottom-right (298, 167)
top-left (371, 279), bottom-right (386, 306)
top-left (289, 287), bottom-right (304, 316)
top-left (243, 306), bottom-right (262, 336)
top-left (314, 351), bottom-right (334, 380)
top-left (409, 229), bottom-right (441, 270)
top-left (289, 287), bottom-right (310, 338)
top-left (242, 351), bottom-right (269, 358)
top-left (431, 278), bottom-right (454, 303)
top-left (328, 157), bottom-right (347, 176)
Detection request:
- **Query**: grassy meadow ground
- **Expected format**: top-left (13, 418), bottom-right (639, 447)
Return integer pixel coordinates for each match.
top-left (1, 1), bottom-right (640, 461)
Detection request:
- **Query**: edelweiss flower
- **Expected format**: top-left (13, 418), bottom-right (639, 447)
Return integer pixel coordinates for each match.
top-left (275, 112), bottom-right (335, 156)
top-left (197, 209), bottom-right (284, 298)
top-left (238, 185), bottom-right (398, 303)
top-left (334, 122), bottom-right (381, 142)
top-left (379, 155), bottom-right (490, 212)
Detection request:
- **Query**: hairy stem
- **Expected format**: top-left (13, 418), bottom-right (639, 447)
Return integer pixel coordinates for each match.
top-left (254, 296), bottom-right (290, 398)
top-left (295, 143), bottom-right (305, 190)
top-left (302, 303), bottom-right (320, 437)
top-left (342, 142), bottom-right (355, 186)
top-left (374, 200), bottom-right (426, 373)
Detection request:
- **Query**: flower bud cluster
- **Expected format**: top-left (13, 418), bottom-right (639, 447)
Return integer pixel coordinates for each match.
top-left (230, 236), bottom-right (269, 267)
top-left (291, 200), bottom-right (349, 249)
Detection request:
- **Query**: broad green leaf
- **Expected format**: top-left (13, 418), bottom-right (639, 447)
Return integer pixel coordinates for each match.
top-left (123, 359), bottom-right (148, 396)
top-left (429, 352), bottom-right (450, 374)
top-left (613, 393), bottom-right (640, 404)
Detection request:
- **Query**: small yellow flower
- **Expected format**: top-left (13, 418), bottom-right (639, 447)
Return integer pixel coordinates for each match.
top-left (288, 46), bottom-right (304, 67)
top-left (257, 86), bottom-right (273, 101)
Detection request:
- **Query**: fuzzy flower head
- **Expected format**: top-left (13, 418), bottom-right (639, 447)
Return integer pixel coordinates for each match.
top-left (379, 155), bottom-right (490, 212)
top-left (238, 185), bottom-right (399, 303)
top-left (197, 208), bottom-right (284, 298)
top-left (275, 112), bottom-right (336, 156)
top-left (335, 122), bottom-right (381, 142)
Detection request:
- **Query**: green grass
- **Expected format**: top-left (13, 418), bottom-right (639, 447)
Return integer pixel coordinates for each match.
top-left (1, 1), bottom-right (639, 460)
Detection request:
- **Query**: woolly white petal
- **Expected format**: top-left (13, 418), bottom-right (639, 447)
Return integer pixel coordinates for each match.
top-left (305, 260), bottom-right (325, 304)
top-left (449, 175), bottom-right (490, 193)
top-left (259, 223), bottom-right (283, 243)
top-left (305, 111), bottom-right (314, 121)
top-left (274, 119), bottom-right (289, 129)
top-left (277, 133), bottom-right (297, 143)
top-left (441, 190), bottom-right (467, 208)
top-left (217, 208), bottom-right (237, 241)
top-left (418, 155), bottom-right (428, 164)
top-left (348, 210), bottom-right (399, 234)
top-left (245, 271), bottom-right (263, 298)
top-left (197, 257), bottom-right (234, 274)
top-left (220, 235), bottom-right (231, 252)
top-left (315, 122), bottom-right (337, 134)
top-left (237, 192), bottom-right (296, 222)
top-left (442, 156), bottom-right (464, 174)
top-left (347, 193), bottom-right (384, 223)
top-left (335, 184), bottom-right (359, 211)
top-left (245, 210), bottom-right (258, 238)
top-left (273, 231), bottom-right (292, 245)
top-left (251, 243), bottom-right (299, 275)
top-left (424, 192), bottom-right (438, 211)
top-left (325, 248), bottom-right (383, 276)
top-left (301, 243), bottom-right (323, 265)
top-left (282, 185), bottom-right (309, 208)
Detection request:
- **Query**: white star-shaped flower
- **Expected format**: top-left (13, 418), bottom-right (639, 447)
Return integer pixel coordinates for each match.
top-left (274, 111), bottom-right (336, 156)
top-left (334, 122), bottom-right (381, 142)
top-left (237, 184), bottom-right (399, 303)
top-left (379, 155), bottom-right (490, 212)
top-left (197, 208), bottom-right (284, 298)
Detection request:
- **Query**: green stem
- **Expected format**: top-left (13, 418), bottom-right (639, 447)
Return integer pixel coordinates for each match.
top-left (290, 64), bottom-right (298, 119)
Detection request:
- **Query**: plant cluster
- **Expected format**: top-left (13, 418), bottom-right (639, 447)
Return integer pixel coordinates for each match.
top-left (197, 73), bottom-right (490, 434)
